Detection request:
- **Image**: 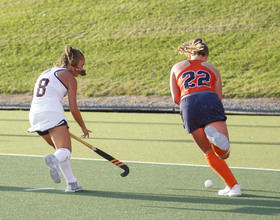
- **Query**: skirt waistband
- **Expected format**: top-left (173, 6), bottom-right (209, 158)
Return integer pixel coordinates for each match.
top-left (181, 90), bottom-right (215, 100)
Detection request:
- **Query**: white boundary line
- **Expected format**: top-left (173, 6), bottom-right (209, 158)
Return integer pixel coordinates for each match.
top-left (24, 188), bottom-right (55, 191)
top-left (1, 153), bottom-right (279, 172)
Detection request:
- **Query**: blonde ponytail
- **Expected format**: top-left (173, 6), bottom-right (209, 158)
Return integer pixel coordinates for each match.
top-left (177, 38), bottom-right (209, 57)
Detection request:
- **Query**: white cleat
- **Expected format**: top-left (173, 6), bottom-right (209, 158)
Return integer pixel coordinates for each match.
top-left (228, 184), bottom-right (242, 197)
top-left (65, 182), bottom-right (82, 193)
top-left (218, 185), bottom-right (230, 196)
top-left (44, 154), bottom-right (61, 184)
top-left (218, 184), bottom-right (241, 197)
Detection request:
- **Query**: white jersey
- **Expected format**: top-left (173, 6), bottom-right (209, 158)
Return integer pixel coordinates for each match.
top-left (28, 67), bottom-right (68, 133)
top-left (29, 67), bottom-right (68, 115)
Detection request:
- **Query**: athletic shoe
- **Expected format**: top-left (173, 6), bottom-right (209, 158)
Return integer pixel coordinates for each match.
top-left (218, 184), bottom-right (241, 197)
top-left (218, 185), bottom-right (230, 196)
top-left (228, 184), bottom-right (241, 197)
top-left (44, 154), bottom-right (61, 184)
top-left (65, 182), bottom-right (82, 193)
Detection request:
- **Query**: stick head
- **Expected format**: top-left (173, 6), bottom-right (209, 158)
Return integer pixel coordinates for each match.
top-left (120, 165), bottom-right (129, 177)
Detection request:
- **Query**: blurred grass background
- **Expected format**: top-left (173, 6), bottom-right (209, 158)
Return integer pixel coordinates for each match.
top-left (0, 0), bottom-right (279, 98)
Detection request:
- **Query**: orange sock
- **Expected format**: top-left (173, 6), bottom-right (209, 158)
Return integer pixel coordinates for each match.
top-left (205, 151), bottom-right (238, 188)
top-left (209, 142), bottom-right (229, 158)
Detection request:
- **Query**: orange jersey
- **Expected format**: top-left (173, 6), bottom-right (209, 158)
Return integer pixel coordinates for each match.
top-left (176, 60), bottom-right (216, 97)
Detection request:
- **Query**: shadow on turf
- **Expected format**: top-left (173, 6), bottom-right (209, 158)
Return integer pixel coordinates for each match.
top-left (0, 118), bottom-right (182, 126)
top-left (2, 118), bottom-right (279, 129)
top-left (2, 118), bottom-right (280, 129)
top-left (170, 188), bottom-right (280, 198)
top-left (0, 133), bottom-right (279, 146)
top-left (1, 186), bottom-right (279, 215)
top-left (144, 205), bottom-right (280, 216)
top-left (0, 133), bottom-right (190, 143)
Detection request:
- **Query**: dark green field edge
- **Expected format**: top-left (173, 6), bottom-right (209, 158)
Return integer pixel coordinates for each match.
top-left (0, 103), bottom-right (279, 115)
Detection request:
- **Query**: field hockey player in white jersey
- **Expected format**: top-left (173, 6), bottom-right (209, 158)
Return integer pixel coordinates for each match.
top-left (28, 45), bottom-right (91, 192)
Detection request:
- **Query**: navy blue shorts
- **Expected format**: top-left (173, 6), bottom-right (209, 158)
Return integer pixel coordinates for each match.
top-left (180, 92), bottom-right (227, 133)
top-left (36, 119), bottom-right (68, 136)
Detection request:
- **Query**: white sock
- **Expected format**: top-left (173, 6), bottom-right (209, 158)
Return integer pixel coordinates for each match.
top-left (58, 160), bottom-right (77, 183)
top-left (54, 148), bottom-right (77, 183)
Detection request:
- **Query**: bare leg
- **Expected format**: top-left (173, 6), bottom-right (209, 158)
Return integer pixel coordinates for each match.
top-left (189, 127), bottom-right (238, 189)
top-left (205, 121), bottom-right (230, 159)
top-left (48, 126), bottom-right (71, 152)
top-left (189, 127), bottom-right (213, 155)
top-left (44, 126), bottom-right (77, 185)
top-left (41, 134), bottom-right (55, 149)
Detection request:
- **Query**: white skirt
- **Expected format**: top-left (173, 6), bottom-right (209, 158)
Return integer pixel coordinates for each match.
top-left (28, 111), bottom-right (67, 133)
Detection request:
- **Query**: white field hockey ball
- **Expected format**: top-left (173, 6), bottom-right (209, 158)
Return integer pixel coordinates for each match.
top-left (204, 180), bottom-right (213, 188)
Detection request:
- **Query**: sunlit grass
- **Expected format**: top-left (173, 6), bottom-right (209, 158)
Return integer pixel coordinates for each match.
top-left (0, 0), bottom-right (279, 97)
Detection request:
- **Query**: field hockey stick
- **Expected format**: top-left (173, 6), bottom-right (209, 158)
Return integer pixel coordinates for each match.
top-left (70, 132), bottom-right (129, 177)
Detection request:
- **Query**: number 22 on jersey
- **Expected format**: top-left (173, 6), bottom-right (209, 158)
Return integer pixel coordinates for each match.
top-left (181, 70), bottom-right (211, 91)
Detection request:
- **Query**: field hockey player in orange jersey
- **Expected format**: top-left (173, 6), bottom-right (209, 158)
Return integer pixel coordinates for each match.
top-left (170, 38), bottom-right (241, 197)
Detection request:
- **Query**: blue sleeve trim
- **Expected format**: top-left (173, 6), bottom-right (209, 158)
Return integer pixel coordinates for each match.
top-left (54, 70), bottom-right (68, 90)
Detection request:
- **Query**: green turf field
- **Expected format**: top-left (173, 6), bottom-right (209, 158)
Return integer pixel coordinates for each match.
top-left (0, 110), bottom-right (279, 219)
